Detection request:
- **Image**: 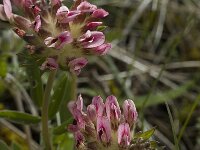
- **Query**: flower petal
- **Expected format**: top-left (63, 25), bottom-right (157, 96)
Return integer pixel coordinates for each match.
top-left (77, 1), bottom-right (97, 13)
top-left (32, 15), bottom-right (41, 32)
top-left (56, 31), bottom-right (73, 49)
top-left (86, 22), bottom-right (102, 30)
top-left (123, 99), bottom-right (138, 127)
top-left (118, 123), bottom-right (131, 148)
top-left (68, 57), bottom-right (88, 75)
top-left (94, 43), bottom-right (111, 55)
top-left (56, 6), bottom-right (69, 20)
top-left (3, 0), bottom-right (12, 19)
top-left (40, 58), bottom-right (58, 70)
top-left (78, 30), bottom-right (105, 48)
top-left (92, 8), bottom-right (109, 18)
top-left (92, 96), bottom-right (104, 116)
top-left (97, 116), bottom-right (111, 144)
top-left (105, 95), bottom-right (121, 129)
top-left (13, 14), bottom-right (31, 30)
top-left (0, 4), bottom-right (7, 21)
top-left (87, 104), bottom-right (96, 122)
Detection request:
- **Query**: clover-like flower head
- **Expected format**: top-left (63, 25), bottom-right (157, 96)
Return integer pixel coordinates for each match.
top-left (0, 0), bottom-right (111, 75)
top-left (68, 95), bottom-right (138, 150)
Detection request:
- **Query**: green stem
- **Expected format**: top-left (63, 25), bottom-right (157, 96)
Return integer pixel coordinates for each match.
top-left (42, 70), bottom-right (57, 150)
top-left (177, 94), bottom-right (200, 142)
top-left (71, 73), bottom-right (77, 100)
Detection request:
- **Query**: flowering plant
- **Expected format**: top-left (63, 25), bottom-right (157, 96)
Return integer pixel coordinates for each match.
top-left (0, 0), bottom-right (158, 150)
top-left (68, 95), bottom-right (157, 150)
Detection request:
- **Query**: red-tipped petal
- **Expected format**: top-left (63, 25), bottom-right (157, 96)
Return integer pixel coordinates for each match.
top-left (92, 8), bottom-right (109, 18)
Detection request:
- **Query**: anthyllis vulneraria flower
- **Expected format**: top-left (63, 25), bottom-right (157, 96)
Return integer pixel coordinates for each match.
top-left (68, 95), bottom-right (148, 150)
top-left (0, 0), bottom-right (111, 75)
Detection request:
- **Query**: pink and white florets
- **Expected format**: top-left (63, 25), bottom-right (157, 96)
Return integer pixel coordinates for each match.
top-left (0, 0), bottom-right (111, 75)
top-left (68, 95), bottom-right (138, 150)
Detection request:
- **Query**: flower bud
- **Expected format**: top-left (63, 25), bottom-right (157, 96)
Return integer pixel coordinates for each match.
top-left (92, 9), bottom-right (109, 18)
top-left (118, 123), bottom-right (131, 148)
top-left (68, 96), bottom-right (85, 129)
top-left (86, 22), bottom-right (102, 30)
top-left (97, 116), bottom-right (111, 145)
top-left (87, 104), bottom-right (96, 122)
top-left (92, 96), bottom-right (104, 117)
top-left (123, 99), bottom-right (138, 127)
top-left (77, 1), bottom-right (97, 13)
top-left (105, 95), bottom-right (121, 130)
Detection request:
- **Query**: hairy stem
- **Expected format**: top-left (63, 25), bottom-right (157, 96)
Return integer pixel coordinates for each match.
top-left (42, 70), bottom-right (57, 150)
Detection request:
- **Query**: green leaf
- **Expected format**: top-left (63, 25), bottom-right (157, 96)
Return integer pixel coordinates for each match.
top-left (53, 133), bottom-right (74, 150)
top-left (25, 59), bottom-right (44, 107)
top-left (135, 80), bottom-right (195, 108)
top-left (150, 141), bottom-right (159, 149)
top-left (53, 118), bottom-right (73, 135)
top-left (0, 110), bottom-right (41, 124)
top-left (0, 140), bottom-right (10, 150)
top-left (97, 26), bottom-right (107, 31)
top-left (49, 73), bottom-right (68, 119)
top-left (134, 128), bottom-right (155, 140)
top-left (59, 74), bottom-right (76, 123)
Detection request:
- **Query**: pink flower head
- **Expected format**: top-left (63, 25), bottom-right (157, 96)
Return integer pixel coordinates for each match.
top-left (86, 21), bottom-right (102, 30)
top-left (92, 96), bottom-right (105, 117)
top-left (118, 123), bottom-right (131, 148)
top-left (3, 0), bottom-right (13, 19)
top-left (94, 43), bottom-right (112, 55)
top-left (40, 57), bottom-right (58, 70)
top-left (92, 8), bottom-right (109, 18)
top-left (77, 1), bottom-right (97, 13)
top-left (78, 30), bottom-right (105, 48)
top-left (32, 15), bottom-right (41, 32)
top-left (68, 57), bottom-right (88, 75)
top-left (44, 31), bottom-right (73, 49)
top-left (56, 6), bottom-right (80, 23)
top-left (105, 95), bottom-right (121, 129)
top-left (123, 99), bottom-right (138, 127)
top-left (97, 116), bottom-right (111, 144)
